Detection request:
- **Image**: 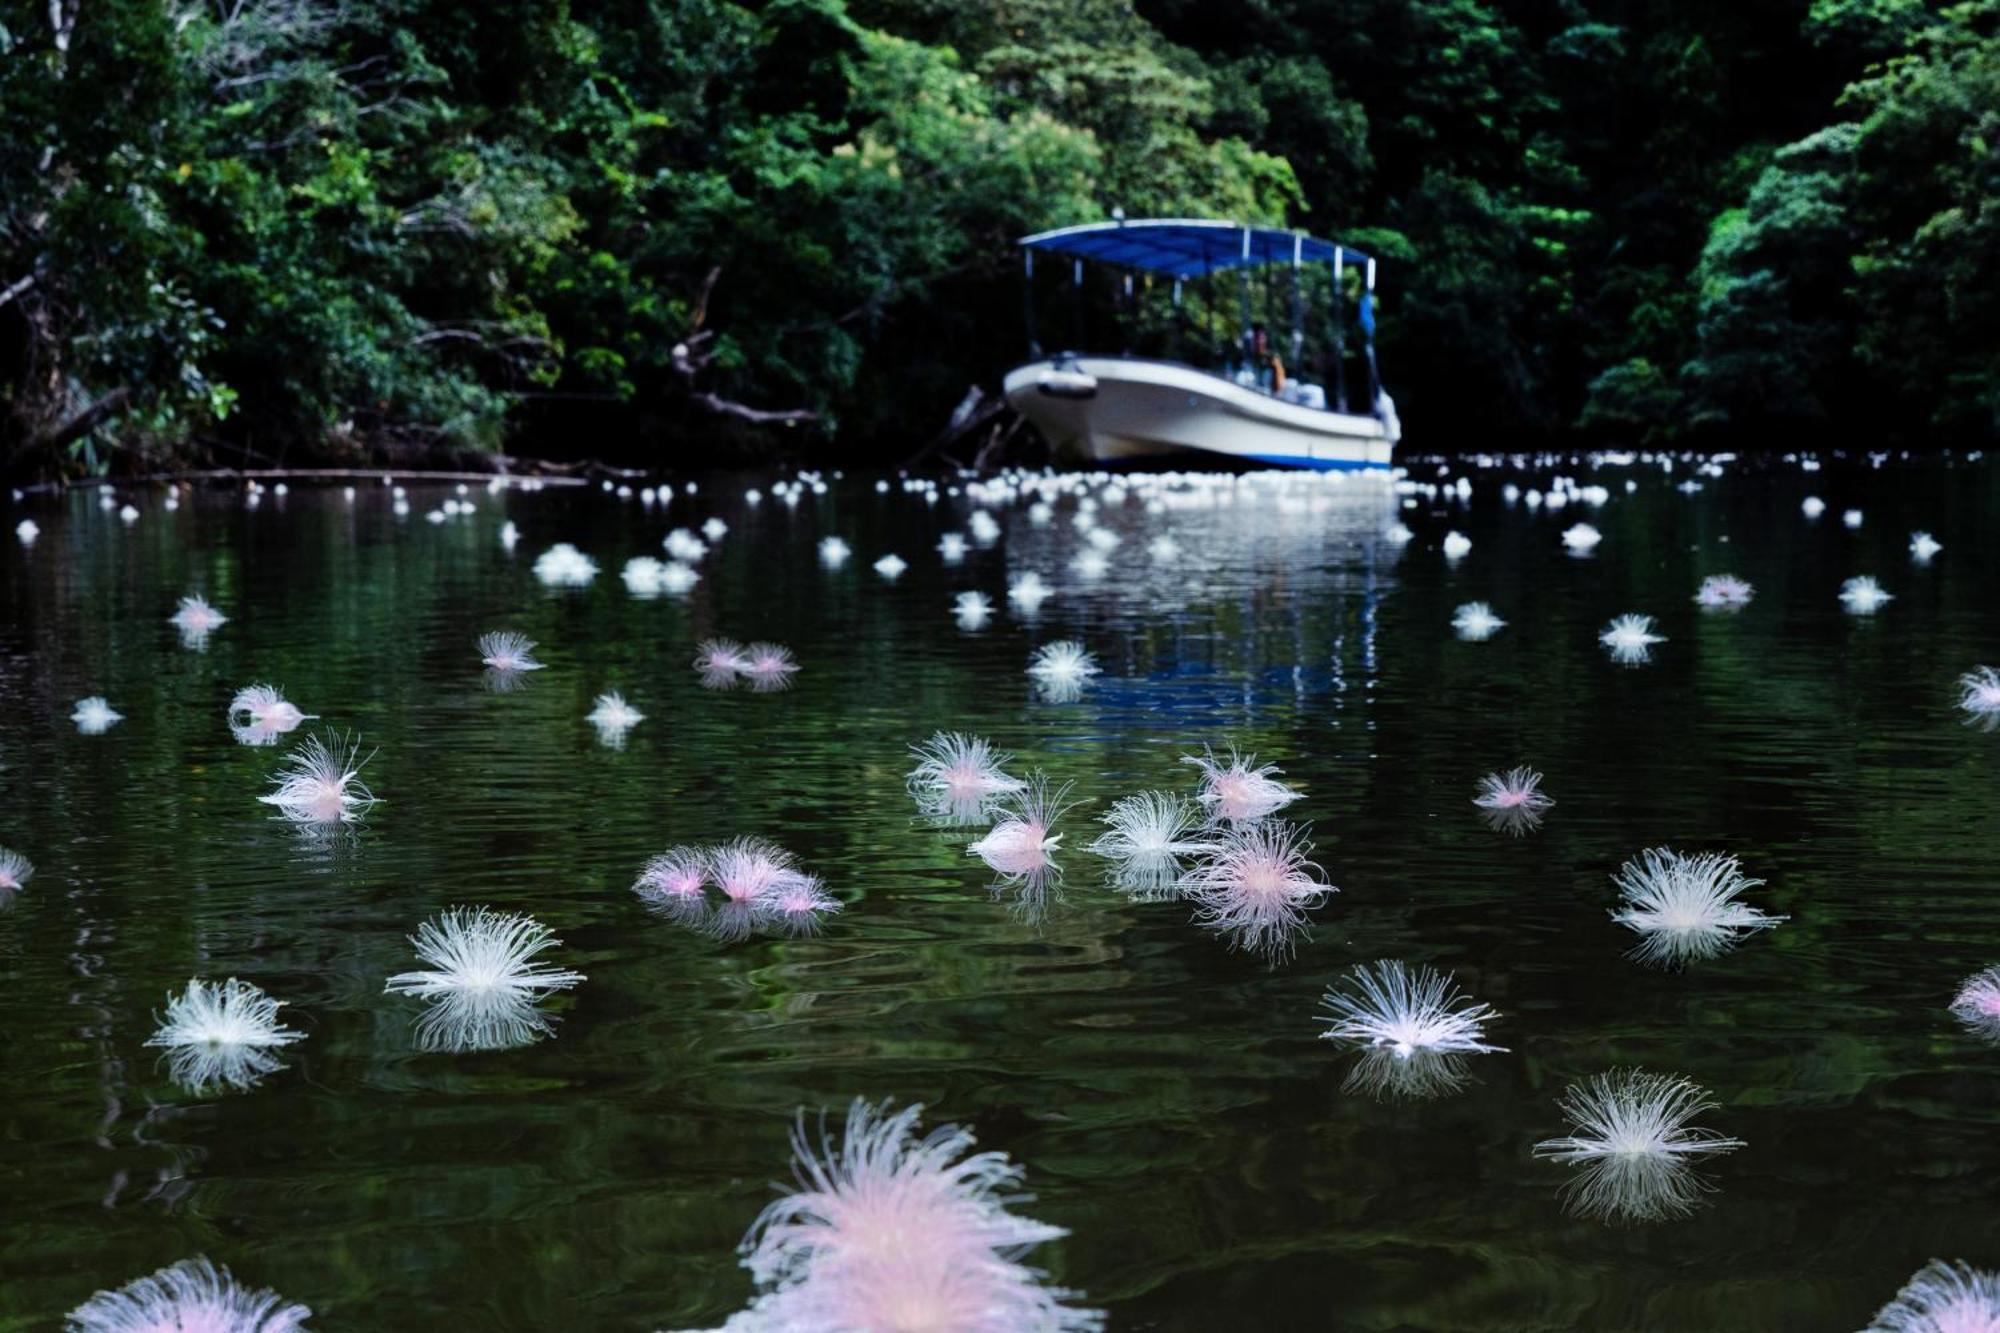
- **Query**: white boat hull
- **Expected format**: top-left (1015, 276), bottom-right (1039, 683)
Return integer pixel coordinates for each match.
top-left (1004, 357), bottom-right (1396, 470)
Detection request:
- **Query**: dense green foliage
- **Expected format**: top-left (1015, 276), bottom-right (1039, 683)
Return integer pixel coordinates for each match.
top-left (1, 0), bottom-right (1993, 473)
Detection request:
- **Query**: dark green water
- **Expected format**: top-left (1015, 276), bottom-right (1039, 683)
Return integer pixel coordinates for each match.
top-left (3, 459), bottom-right (1998, 1331)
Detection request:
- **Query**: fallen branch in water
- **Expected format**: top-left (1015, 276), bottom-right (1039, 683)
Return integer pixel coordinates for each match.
top-left (669, 269), bottom-right (819, 428)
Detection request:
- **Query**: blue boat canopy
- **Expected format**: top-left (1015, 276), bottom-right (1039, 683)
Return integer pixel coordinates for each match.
top-left (1019, 218), bottom-right (1371, 279)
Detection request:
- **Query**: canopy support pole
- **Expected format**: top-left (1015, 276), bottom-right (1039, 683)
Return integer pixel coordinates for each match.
top-left (1363, 256), bottom-right (1381, 414)
top-left (1024, 249), bottom-right (1040, 361)
top-left (1071, 258), bottom-right (1084, 353)
top-left (1237, 227), bottom-right (1252, 358)
top-left (1289, 234), bottom-right (1304, 369)
top-left (1331, 251), bottom-right (1348, 413)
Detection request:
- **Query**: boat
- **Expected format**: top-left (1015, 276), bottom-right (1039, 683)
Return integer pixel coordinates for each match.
top-left (1002, 218), bottom-right (1399, 470)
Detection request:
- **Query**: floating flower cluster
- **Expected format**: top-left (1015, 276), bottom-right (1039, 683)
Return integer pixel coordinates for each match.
top-left (1319, 961), bottom-right (1506, 1100)
top-left (633, 838), bottom-right (839, 940)
top-left (693, 638), bottom-right (798, 691)
top-left (1694, 574), bottom-right (1754, 609)
top-left (1599, 613), bottom-right (1665, 665)
top-left (1088, 790), bottom-right (1216, 896)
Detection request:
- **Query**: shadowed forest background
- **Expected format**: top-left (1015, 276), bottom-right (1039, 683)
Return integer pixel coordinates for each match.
top-left (1, 0), bottom-right (1994, 476)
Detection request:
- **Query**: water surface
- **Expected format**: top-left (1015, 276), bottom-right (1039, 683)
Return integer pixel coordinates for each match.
top-left (2, 460), bottom-right (1997, 1330)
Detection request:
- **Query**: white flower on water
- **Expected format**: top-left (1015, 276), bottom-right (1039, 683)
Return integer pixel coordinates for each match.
top-left (478, 631), bottom-right (544, 673)
top-left (952, 591), bottom-right (993, 630)
top-left (622, 556), bottom-right (671, 596)
top-left (1959, 667), bottom-right (2000, 727)
top-left (1089, 790), bottom-right (1217, 861)
top-left (1840, 575), bottom-right (1893, 614)
top-left (1865, 1261), bottom-right (2000, 1333)
top-left (1442, 531), bottom-right (1472, 559)
top-left (1384, 522), bottom-right (1413, 545)
top-left (936, 532), bottom-right (968, 562)
top-left (500, 520), bottom-right (520, 550)
top-left (258, 733), bottom-right (379, 826)
top-left (1181, 819), bottom-right (1333, 960)
top-left (1089, 791), bottom-right (1217, 893)
top-left (701, 517), bottom-right (728, 542)
top-left (1319, 961), bottom-right (1505, 1097)
top-left (1609, 848), bottom-right (1785, 967)
top-left (1802, 495), bottom-right (1826, 518)
top-left (0, 845), bottom-right (32, 895)
top-left (968, 774), bottom-right (1078, 887)
top-left (145, 977), bottom-right (305, 1093)
top-left (72, 697), bottom-right (123, 734)
top-left (873, 553), bottom-right (908, 579)
top-left (1694, 574), bottom-right (1754, 608)
top-left (906, 731), bottom-right (1025, 825)
top-left (1533, 1068), bottom-right (1744, 1222)
top-left (1148, 534), bottom-right (1181, 561)
top-left (969, 509), bottom-right (1003, 543)
top-left (1844, 507), bottom-right (1864, 529)
top-left (1182, 745), bottom-right (1300, 825)
top-left (818, 536), bottom-right (852, 567)
top-left (1452, 601), bottom-right (1505, 641)
top-left (169, 595), bottom-right (228, 646)
top-left (1910, 531), bottom-right (1943, 562)
top-left (15, 519), bottom-right (36, 544)
top-left (532, 542), bottom-right (598, 587)
top-left (385, 907), bottom-right (583, 1050)
top-left (228, 685), bottom-right (311, 746)
top-left (66, 1256), bottom-right (311, 1333)
top-left (1028, 640), bottom-right (1098, 684)
top-left (1600, 613), bottom-right (1664, 665)
top-left (586, 691), bottom-right (644, 745)
top-left (1561, 522), bottom-right (1602, 552)
top-left (1070, 549), bottom-right (1109, 579)
top-left (1007, 571), bottom-right (1053, 612)
top-left (664, 528), bottom-right (708, 563)
top-left (1473, 766), bottom-right (1553, 836)
top-left (1949, 965), bottom-right (2000, 1043)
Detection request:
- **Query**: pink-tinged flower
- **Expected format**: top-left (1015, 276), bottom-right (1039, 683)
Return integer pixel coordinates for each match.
top-left (167, 592), bottom-right (226, 632)
top-left (1950, 966), bottom-right (2000, 1043)
top-left (65, 1255), bottom-right (311, 1332)
top-left (1694, 574), bottom-right (1754, 609)
top-left (633, 846), bottom-right (710, 925)
top-left (718, 1099), bottom-right (1102, 1333)
top-left (765, 876), bottom-right (843, 937)
top-left (258, 733), bottom-right (379, 826)
top-left (1182, 745), bottom-right (1301, 825)
top-left (228, 685), bottom-right (312, 746)
top-left (1181, 820), bottom-right (1334, 959)
top-left (1473, 766), bottom-right (1553, 835)
top-left (478, 631), bottom-right (544, 673)
top-left (710, 837), bottom-right (807, 908)
top-left (695, 638), bottom-right (750, 689)
top-left (905, 732), bottom-right (1026, 825)
top-left (1959, 667), bottom-right (2000, 729)
top-left (968, 775), bottom-right (1078, 886)
top-left (0, 846), bottom-right (33, 895)
top-left (1865, 1260), bottom-right (2000, 1333)
top-left (742, 642), bottom-right (799, 692)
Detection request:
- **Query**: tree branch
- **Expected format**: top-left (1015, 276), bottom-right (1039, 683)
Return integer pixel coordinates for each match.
top-left (687, 392), bottom-right (817, 426)
top-left (0, 273), bottom-right (34, 311)
top-left (34, 387), bottom-right (134, 452)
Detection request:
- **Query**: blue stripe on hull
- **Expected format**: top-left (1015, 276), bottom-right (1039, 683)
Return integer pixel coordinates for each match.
top-left (1240, 453), bottom-right (1392, 472)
